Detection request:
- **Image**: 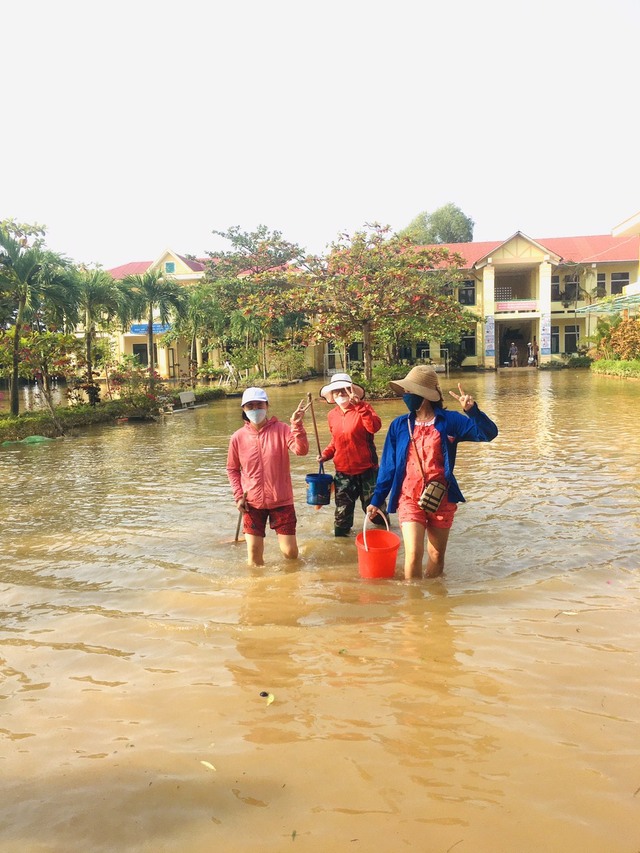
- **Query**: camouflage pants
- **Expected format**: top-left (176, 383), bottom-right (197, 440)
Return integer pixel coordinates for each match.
top-left (333, 467), bottom-right (386, 534)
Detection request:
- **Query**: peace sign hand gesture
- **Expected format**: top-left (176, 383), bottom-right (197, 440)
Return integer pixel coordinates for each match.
top-left (449, 383), bottom-right (475, 412)
top-left (291, 398), bottom-right (311, 422)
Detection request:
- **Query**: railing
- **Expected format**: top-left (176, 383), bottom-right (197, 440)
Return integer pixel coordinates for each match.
top-left (495, 299), bottom-right (538, 313)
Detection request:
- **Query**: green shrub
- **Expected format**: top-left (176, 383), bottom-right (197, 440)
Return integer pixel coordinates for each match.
top-left (565, 355), bottom-right (593, 368)
top-left (351, 363), bottom-right (410, 398)
top-left (590, 359), bottom-right (640, 378)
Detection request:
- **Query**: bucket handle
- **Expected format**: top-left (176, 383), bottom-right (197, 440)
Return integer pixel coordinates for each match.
top-left (362, 510), bottom-right (390, 552)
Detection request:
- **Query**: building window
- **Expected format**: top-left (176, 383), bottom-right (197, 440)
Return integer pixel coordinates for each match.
top-left (348, 341), bottom-right (362, 362)
top-left (597, 273), bottom-right (606, 298)
top-left (461, 330), bottom-right (476, 357)
top-left (551, 276), bottom-right (560, 301)
top-left (495, 285), bottom-right (512, 300)
top-left (132, 343), bottom-right (158, 366)
top-left (459, 280), bottom-right (476, 306)
top-left (165, 261), bottom-right (176, 274)
top-left (565, 325), bottom-right (578, 354)
top-left (563, 274), bottom-right (579, 302)
top-left (551, 326), bottom-right (560, 354)
top-left (611, 272), bottom-right (629, 295)
top-left (416, 341), bottom-right (430, 360)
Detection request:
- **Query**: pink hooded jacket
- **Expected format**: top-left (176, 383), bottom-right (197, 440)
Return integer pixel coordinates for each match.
top-left (226, 416), bottom-right (309, 509)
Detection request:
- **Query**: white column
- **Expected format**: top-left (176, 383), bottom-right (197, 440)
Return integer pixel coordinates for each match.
top-left (539, 260), bottom-right (552, 361)
top-left (482, 263), bottom-right (495, 369)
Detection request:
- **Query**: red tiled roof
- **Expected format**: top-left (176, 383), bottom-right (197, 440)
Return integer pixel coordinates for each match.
top-left (107, 261), bottom-right (152, 279)
top-left (429, 241), bottom-right (502, 268)
top-left (532, 234), bottom-right (640, 264)
top-left (175, 254), bottom-right (206, 272)
top-left (108, 256), bottom-right (208, 278)
top-left (109, 234), bottom-right (639, 279)
top-left (423, 234), bottom-right (640, 269)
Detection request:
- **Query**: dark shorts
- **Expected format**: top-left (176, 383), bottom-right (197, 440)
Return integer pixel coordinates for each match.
top-left (243, 504), bottom-right (297, 537)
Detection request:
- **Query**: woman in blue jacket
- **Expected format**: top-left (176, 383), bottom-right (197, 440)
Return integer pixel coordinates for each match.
top-left (367, 365), bottom-right (498, 580)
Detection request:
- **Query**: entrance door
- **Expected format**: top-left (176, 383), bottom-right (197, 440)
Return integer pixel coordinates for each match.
top-left (168, 348), bottom-right (176, 379)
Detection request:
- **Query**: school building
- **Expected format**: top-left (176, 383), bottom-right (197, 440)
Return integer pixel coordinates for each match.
top-left (418, 222), bottom-right (640, 370)
top-left (107, 215), bottom-right (640, 377)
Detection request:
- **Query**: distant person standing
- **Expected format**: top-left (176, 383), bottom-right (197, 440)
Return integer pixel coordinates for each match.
top-left (532, 337), bottom-right (539, 366)
top-left (508, 342), bottom-right (518, 367)
top-left (317, 372), bottom-right (386, 537)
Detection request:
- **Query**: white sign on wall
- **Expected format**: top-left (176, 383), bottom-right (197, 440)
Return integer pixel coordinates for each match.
top-left (540, 313), bottom-right (551, 355)
top-left (484, 315), bottom-right (495, 357)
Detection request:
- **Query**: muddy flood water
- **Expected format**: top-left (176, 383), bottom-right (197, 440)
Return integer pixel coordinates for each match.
top-left (1, 371), bottom-right (639, 853)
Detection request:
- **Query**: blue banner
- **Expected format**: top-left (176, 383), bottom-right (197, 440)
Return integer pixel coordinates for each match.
top-left (129, 323), bottom-right (171, 335)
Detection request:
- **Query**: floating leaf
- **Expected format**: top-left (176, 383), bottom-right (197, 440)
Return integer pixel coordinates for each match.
top-left (200, 760), bottom-right (217, 771)
top-left (266, 693), bottom-right (275, 706)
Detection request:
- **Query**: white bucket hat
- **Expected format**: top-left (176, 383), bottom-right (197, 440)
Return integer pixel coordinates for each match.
top-left (241, 387), bottom-right (269, 406)
top-left (319, 372), bottom-right (365, 403)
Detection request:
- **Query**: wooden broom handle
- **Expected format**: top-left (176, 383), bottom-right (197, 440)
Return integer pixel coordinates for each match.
top-left (307, 392), bottom-right (322, 457)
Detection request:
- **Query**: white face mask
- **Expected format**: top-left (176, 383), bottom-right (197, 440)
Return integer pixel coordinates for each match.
top-left (246, 408), bottom-right (267, 425)
top-left (334, 391), bottom-right (350, 408)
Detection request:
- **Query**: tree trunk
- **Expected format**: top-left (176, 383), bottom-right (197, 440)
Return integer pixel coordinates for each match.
top-left (41, 370), bottom-right (65, 436)
top-left (190, 335), bottom-right (198, 387)
top-left (363, 322), bottom-right (373, 382)
top-left (10, 298), bottom-right (26, 417)
top-left (85, 307), bottom-right (94, 387)
top-left (147, 307), bottom-right (155, 390)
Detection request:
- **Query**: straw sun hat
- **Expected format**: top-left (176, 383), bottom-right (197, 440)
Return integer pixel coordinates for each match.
top-left (319, 372), bottom-right (365, 403)
top-left (388, 365), bottom-right (442, 402)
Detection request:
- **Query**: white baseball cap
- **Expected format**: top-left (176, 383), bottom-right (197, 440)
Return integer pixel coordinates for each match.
top-left (241, 387), bottom-right (269, 406)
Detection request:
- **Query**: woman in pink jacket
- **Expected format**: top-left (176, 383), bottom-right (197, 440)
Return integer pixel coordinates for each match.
top-left (227, 387), bottom-right (309, 566)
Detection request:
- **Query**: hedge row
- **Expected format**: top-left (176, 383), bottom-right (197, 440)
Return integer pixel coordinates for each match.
top-left (590, 359), bottom-right (640, 378)
top-left (0, 386), bottom-right (228, 443)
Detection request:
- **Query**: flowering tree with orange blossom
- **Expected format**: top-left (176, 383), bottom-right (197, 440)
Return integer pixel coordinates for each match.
top-left (285, 224), bottom-right (475, 381)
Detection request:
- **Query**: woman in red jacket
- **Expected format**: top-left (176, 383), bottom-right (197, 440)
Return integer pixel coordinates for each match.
top-left (227, 388), bottom-right (309, 566)
top-left (318, 373), bottom-right (386, 537)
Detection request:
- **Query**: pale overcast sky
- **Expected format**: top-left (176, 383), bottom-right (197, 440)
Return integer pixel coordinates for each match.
top-left (3, 0), bottom-right (639, 268)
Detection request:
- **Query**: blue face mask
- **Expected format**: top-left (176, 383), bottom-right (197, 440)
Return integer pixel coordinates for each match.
top-left (245, 408), bottom-right (267, 425)
top-left (403, 393), bottom-right (424, 412)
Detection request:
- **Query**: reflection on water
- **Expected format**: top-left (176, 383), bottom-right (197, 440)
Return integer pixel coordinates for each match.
top-left (1, 372), bottom-right (639, 852)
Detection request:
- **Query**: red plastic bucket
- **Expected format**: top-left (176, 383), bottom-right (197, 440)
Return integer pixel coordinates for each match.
top-left (355, 514), bottom-right (400, 579)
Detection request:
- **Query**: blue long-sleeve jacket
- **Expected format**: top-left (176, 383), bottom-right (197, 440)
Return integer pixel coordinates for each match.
top-left (370, 404), bottom-right (498, 513)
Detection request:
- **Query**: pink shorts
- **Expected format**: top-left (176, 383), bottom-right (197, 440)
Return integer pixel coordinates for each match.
top-left (397, 498), bottom-right (458, 530)
top-left (243, 504), bottom-right (297, 537)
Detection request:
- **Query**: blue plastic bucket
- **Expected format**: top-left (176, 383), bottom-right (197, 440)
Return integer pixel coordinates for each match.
top-left (305, 465), bottom-right (333, 506)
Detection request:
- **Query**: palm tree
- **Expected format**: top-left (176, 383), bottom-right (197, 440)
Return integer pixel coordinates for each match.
top-left (120, 270), bottom-right (186, 390)
top-left (169, 283), bottom-right (225, 386)
top-left (73, 268), bottom-right (122, 399)
top-left (0, 223), bottom-right (75, 416)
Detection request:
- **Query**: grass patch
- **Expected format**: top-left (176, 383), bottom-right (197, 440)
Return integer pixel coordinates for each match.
top-left (590, 359), bottom-right (640, 378)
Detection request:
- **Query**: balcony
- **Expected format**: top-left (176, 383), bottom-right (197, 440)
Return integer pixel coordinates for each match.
top-left (494, 299), bottom-right (538, 314)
